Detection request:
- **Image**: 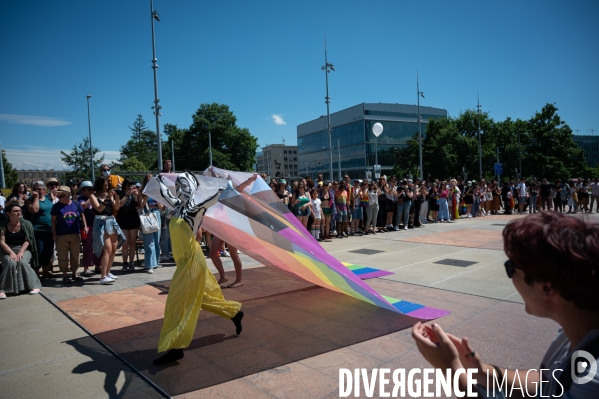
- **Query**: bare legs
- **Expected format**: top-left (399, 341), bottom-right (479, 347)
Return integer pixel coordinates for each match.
top-left (121, 229), bottom-right (138, 265)
top-left (101, 233), bottom-right (117, 278)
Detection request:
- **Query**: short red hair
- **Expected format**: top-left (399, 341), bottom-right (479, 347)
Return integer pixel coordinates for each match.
top-left (503, 212), bottom-right (599, 310)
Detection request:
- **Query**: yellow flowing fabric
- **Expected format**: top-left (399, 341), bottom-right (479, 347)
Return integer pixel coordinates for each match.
top-left (158, 217), bottom-right (241, 353)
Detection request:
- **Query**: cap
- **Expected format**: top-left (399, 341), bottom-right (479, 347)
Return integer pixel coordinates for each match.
top-left (407, 179), bottom-right (413, 183)
top-left (279, 179), bottom-right (286, 184)
top-left (80, 181), bottom-right (93, 188)
top-left (46, 178), bottom-right (59, 185)
top-left (353, 179), bottom-right (360, 183)
top-left (57, 185), bottom-right (71, 193)
top-left (136, 182), bottom-right (141, 187)
top-left (318, 181), bottom-right (323, 186)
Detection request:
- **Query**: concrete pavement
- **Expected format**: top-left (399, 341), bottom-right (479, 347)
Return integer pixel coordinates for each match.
top-left (2, 212), bottom-right (595, 398)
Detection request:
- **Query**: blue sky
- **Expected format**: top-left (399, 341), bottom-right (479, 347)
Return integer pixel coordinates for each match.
top-left (1, 0), bottom-right (598, 170)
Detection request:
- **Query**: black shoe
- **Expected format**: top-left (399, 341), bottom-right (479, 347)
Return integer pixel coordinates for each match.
top-left (231, 311), bottom-right (244, 335)
top-left (336, 234), bottom-right (343, 238)
top-left (153, 348), bottom-right (184, 365)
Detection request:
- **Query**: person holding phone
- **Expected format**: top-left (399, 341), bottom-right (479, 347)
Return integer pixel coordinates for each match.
top-left (116, 179), bottom-right (141, 272)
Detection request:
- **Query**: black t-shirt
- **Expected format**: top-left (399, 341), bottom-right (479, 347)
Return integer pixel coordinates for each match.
top-left (530, 184), bottom-right (538, 196)
top-left (540, 183), bottom-right (552, 197)
top-left (397, 185), bottom-right (413, 202)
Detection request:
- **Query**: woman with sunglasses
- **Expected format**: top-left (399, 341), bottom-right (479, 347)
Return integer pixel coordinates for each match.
top-left (89, 177), bottom-right (125, 284)
top-left (0, 202), bottom-right (42, 299)
top-left (413, 212), bottom-right (599, 398)
top-left (291, 183), bottom-right (310, 228)
top-left (25, 180), bottom-right (56, 278)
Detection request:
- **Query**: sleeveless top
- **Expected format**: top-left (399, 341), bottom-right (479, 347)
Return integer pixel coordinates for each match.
top-left (28, 195), bottom-right (53, 232)
top-left (94, 196), bottom-right (114, 216)
top-left (5, 225), bottom-right (26, 247)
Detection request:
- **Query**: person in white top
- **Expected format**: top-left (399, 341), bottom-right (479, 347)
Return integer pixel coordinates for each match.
top-left (516, 177), bottom-right (527, 214)
top-left (308, 189), bottom-right (322, 241)
top-left (0, 192), bottom-right (5, 213)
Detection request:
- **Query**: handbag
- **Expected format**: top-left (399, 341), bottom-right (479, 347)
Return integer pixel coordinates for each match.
top-left (139, 205), bottom-right (160, 234)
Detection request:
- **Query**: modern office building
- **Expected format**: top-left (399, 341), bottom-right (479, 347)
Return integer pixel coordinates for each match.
top-left (297, 103), bottom-right (448, 180)
top-left (573, 135), bottom-right (599, 169)
top-left (256, 144), bottom-right (299, 179)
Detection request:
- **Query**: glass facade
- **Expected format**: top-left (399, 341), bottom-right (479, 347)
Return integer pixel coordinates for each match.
top-left (297, 104), bottom-right (447, 180)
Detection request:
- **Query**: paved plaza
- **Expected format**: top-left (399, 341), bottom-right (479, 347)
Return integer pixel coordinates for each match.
top-left (3, 213), bottom-right (593, 398)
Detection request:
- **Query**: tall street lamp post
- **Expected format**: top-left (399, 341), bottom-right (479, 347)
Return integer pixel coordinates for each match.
top-left (86, 95), bottom-right (94, 181)
top-left (477, 94), bottom-right (483, 180)
top-left (322, 37), bottom-right (335, 181)
top-left (417, 70), bottom-right (425, 180)
top-left (150, 0), bottom-right (163, 170)
top-left (372, 123), bottom-right (383, 179)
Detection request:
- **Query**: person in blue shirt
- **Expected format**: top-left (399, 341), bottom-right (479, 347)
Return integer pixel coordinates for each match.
top-left (51, 186), bottom-right (87, 284)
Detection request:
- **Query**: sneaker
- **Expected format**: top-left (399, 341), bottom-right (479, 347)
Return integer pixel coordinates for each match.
top-left (139, 249), bottom-right (145, 254)
top-left (393, 226), bottom-right (400, 231)
top-left (99, 276), bottom-right (114, 284)
top-left (404, 226), bottom-right (408, 230)
top-left (336, 234), bottom-right (343, 238)
top-left (147, 268), bottom-right (154, 274)
top-left (108, 273), bottom-right (118, 280)
top-left (220, 250), bottom-right (231, 257)
top-left (160, 255), bottom-right (171, 262)
top-left (121, 262), bottom-right (129, 272)
top-left (343, 232), bottom-right (348, 237)
top-left (128, 264), bottom-right (136, 271)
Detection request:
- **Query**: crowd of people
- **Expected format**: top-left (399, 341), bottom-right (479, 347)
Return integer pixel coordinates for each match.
top-left (1, 165), bottom-right (598, 299)
top-left (265, 173), bottom-right (599, 241)
top-left (0, 161), bottom-right (181, 298)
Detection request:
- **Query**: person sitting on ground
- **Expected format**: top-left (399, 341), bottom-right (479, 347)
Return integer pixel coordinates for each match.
top-left (412, 211), bottom-right (599, 398)
top-left (0, 202), bottom-right (42, 299)
top-left (51, 186), bottom-right (88, 284)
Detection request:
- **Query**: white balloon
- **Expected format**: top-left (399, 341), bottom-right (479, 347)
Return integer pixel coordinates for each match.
top-left (372, 122), bottom-right (383, 137)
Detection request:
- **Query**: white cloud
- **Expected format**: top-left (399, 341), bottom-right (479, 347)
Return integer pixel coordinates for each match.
top-left (4, 146), bottom-right (120, 170)
top-left (0, 114), bottom-right (72, 127)
top-left (271, 114), bottom-right (287, 125)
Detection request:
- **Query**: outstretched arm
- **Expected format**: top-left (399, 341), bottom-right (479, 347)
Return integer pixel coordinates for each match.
top-left (156, 175), bottom-right (180, 209)
top-left (235, 174), bottom-right (258, 193)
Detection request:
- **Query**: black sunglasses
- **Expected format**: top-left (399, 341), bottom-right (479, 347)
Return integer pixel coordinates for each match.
top-left (504, 260), bottom-right (519, 279)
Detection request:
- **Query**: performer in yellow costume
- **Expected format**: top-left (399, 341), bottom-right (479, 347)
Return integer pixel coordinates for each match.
top-left (152, 171), bottom-right (243, 365)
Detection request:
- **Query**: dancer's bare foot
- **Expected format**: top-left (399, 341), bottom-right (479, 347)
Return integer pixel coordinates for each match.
top-left (225, 280), bottom-right (243, 288)
top-left (217, 277), bottom-right (228, 286)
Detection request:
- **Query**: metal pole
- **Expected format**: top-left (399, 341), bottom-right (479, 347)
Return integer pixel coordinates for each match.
top-left (477, 94), bottom-right (483, 180)
top-left (375, 136), bottom-right (378, 178)
top-left (324, 36), bottom-right (334, 181)
top-left (86, 95), bottom-right (94, 181)
top-left (170, 138), bottom-right (175, 172)
top-left (337, 139), bottom-right (341, 181)
top-left (208, 131), bottom-right (213, 166)
top-left (0, 141), bottom-right (5, 189)
top-left (417, 70), bottom-right (423, 180)
top-left (150, 0), bottom-right (163, 170)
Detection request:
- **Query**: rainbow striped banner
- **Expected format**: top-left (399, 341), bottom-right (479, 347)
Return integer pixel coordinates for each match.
top-left (202, 174), bottom-right (449, 320)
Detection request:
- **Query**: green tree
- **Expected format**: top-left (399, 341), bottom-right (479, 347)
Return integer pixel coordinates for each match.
top-left (1, 149), bottom-right (18, 188)
top-left (119, 115), bottom-right (159, 170)
top-left (179, 103), bottom-right (258, 171)
top-left (60, 136), bottom-right (105, 180)
top-left (525, 104), bottom-right (587, 181)
top-left (162, 123), bottom-right (187, 171)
